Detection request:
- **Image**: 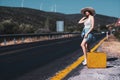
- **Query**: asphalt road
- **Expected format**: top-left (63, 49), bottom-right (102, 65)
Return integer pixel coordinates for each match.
top-left (0, 34), bottom-right (105, 80)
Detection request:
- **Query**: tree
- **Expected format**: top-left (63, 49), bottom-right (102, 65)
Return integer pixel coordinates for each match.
top-left (19, 23), bottom-right (35, 33)
top-left (0, 19), bottom-right (19, 34)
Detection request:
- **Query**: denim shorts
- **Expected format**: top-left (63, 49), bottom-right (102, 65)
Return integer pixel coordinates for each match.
top-left (81, 28), bottom-right (93, 43)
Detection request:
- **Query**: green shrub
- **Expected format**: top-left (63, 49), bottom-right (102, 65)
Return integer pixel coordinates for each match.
top-left (0, 19), bottom-right (35, 34)
top-left (0, 20), bottom-right (19, 34)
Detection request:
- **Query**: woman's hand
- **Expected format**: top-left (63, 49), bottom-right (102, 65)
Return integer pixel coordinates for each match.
top-left (84, 33), bottom-right (88, 38)
top-left (78, 17), bottom-right (86, 24)
top-left (82, 17), bottom-right (86, 20)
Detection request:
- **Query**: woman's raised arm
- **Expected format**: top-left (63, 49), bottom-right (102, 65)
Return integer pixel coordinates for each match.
top-left (78, 17), bottom-right (86, 24)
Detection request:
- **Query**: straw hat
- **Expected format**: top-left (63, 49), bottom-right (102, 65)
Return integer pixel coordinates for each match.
top-left (81, 7), bottom-right (96, 16)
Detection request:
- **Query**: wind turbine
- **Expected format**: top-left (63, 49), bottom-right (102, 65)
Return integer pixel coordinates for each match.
top-left (40, 3), bottom-right (43, 10)
top-left (21, 0), bottom-right (24, 7)
top-left (54, 4), bottom-right (56, 12)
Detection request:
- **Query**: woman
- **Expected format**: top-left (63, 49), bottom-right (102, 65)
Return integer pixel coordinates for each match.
top-left (78, 7), bottom-right (95, 65)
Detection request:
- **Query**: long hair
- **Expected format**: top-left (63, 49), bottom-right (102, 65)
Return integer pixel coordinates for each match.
top-left (84, 10), bottom-right (93, 16)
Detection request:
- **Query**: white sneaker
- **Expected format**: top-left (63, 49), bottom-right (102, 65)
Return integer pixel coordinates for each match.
top-left (82, 60), bottom-right (87, 65)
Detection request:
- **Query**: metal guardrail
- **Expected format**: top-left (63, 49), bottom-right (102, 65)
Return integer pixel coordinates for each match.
top-left (0, 32), bottom-right (81, 46)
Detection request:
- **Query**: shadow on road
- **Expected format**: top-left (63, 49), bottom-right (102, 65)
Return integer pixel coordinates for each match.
top-left (107, 57), bottom-right (118, 61)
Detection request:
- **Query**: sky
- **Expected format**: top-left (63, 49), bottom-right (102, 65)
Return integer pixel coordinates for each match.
top-left (0, 0), bottom-right (120, 18)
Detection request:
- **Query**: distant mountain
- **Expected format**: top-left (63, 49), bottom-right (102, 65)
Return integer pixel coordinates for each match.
top-left (0, 6), bottom-right (118, 34)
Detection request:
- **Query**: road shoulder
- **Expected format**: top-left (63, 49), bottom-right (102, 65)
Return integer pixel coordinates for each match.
top-left (67, 35), bottom-right (120, 80)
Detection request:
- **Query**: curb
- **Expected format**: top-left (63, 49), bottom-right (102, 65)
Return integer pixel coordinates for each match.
top-left (50, 37), bottom-right (107, 80)
top-left (90, 37), bottom-right (107, 52)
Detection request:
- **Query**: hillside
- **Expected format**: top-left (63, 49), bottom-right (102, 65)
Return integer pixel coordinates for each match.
top-left (0, 6), bottom-right (118, 34)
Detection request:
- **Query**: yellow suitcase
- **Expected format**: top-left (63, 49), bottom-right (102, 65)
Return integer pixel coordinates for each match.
top-left (87, 52), bottom-right (107, 68)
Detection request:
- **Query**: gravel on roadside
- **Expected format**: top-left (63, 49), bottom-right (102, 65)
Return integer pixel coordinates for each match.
top-left (67, 35), bottom-right (120, 80)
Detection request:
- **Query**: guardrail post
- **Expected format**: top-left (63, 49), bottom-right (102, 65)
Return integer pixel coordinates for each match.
top-left (63, 34), bottom-right (65, 38)
top-left (30, 37), bottom-right (32, 42)
top-left (22, 37), bottom-right (24, 43)
top-left (48, 35), bottom-right (51, 40)
top-left (4, 38), bottom-right (7, 46)
top-left (68, 34), bottom-right (69, 38)
top-left (14, 37), bottom-right (16, 44)
top-left (56, 35), bottom-right (58, 39)
top-left (54, 35), bottom-right (56, 39)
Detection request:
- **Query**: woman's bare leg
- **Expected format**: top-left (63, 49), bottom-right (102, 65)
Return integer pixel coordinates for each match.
top-left (81, 39), bottom-right (87, 63)
top-left (85, 43), bottom-right (88, 51)
top-left (86, 43), bottom-right (90, 52)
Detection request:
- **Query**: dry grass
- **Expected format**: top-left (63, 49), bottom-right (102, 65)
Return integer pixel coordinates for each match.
top-left (97, 35), bottom-right (120, 58)
top-left (0, 34), bottom-right (75, 46)
top-left (0, 37), bottom-right (52, 46)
